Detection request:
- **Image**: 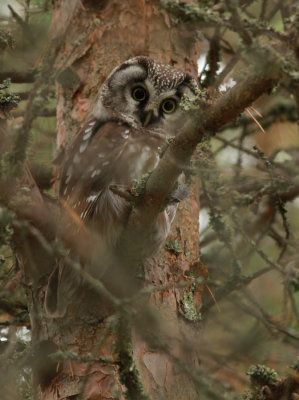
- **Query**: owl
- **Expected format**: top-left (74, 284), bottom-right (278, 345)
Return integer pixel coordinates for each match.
top-left (45, 56), bottom-right (198, 316)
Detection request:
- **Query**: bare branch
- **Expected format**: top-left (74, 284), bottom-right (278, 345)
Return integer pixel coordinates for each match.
top-left (117, 47), bottom-right (283, 281)
top-left (7, 5), bottom-right (34, 41)
top-left (0, 71), bottom-right (36, 84)
top-left (224, 0), bottom-right (252, 45)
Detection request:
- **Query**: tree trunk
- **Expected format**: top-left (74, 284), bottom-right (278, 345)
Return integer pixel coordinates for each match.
top-left (21, 1), bottom-right (204, 399)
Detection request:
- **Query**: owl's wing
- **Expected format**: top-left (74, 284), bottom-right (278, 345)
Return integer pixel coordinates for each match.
top-left (60, 118), bottom-right (161, 222)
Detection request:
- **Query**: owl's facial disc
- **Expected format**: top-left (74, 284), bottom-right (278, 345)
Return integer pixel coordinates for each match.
top-left (101, 59), bottom-right (198, 130)
top-left (135, 84), bottom-right (179, 127)
top-left (141, 97), bottom-right (177, 127)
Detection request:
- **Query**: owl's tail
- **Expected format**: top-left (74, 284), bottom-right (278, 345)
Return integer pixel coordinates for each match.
top-left (44, 260), bottom-right (82, 317)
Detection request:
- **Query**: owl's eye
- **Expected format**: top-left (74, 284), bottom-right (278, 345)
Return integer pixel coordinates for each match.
top-left (132, 87), bottom-right (147, 102)
top-left (161, 99), bottom-right (176, 114)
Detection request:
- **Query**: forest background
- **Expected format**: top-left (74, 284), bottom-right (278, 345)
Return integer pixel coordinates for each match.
top-left (0, 0), bottom-right (298, 399)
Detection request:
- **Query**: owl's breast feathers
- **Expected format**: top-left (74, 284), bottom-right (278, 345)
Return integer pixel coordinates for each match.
top-left (60, 118), bottom-right (163, 225)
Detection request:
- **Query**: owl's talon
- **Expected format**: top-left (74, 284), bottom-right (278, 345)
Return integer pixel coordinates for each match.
top-left (109, 185), bottom-right (137, 203)
top-left (170, 186), bottom-right (189, 203)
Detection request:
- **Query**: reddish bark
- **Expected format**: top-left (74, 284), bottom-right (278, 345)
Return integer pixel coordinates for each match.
top-left (22, 1), bottom-right (203, 399)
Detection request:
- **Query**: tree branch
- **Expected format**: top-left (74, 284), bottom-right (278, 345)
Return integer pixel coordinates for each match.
top-left (117, 46), bottom-right (283, 281)
top-left (160, 0), bottom-right (285, 42)
top-left (0, 71), bottom-right (36, 84)
top-left (2, 41), bottom-right (286, 298)
top-left (8, 5), bottom-right (34, 41)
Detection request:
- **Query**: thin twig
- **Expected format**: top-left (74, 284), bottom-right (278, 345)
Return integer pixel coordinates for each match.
top-left (245, 108), bottom-right (265, 133)
top-left (260, 0), bottom-right (268, 20)
top-left (7, 5), bottom-right (33, 41)
top-left (225, 0), bottom-right (252, 45)
top-left (0, 71), bottom-right (36, 83)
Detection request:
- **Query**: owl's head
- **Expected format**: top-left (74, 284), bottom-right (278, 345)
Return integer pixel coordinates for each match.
top-left (94, 56), bottom-right (198, 132)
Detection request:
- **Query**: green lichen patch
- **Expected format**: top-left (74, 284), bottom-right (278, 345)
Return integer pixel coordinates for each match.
top-left (291, 357), bottom-right (299, 372)
top-left (180, 89), bottom-right (208, 111)
top-left (290, 272), bottom-right (299, 293)
top-left (130, 172), bottom-right (151, 197)
top-left (114, 316), bottom-right (148, 400)
top-left (0, 206), bottom-right (14, 246)
top-left (157, 136), bottom-right (175, 158)
top-left (0, 30), bottom-right (15, 50)
top-left (247, 364), bottom-right (278, 388)
top-left (0, 79), bottom-right (20, 113)
top-left (182, 290), bottom-right (201, 322)
top-left (165, 239), bottom-right (182, 256)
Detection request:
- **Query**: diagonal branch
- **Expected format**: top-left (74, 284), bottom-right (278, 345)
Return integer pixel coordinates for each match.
top-left (118, 46), bottom-right (283, 280)
top-left (3, 44), bottom-right (285, 297)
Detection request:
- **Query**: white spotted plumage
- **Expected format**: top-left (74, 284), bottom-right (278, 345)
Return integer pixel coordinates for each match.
top-left (59, 56), bottom-right (198, 255)
top-left (45, 56), bottom-right (199, 317)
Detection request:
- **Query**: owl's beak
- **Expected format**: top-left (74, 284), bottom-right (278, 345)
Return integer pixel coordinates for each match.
top-left (143, 110), bottom-right (153, 127)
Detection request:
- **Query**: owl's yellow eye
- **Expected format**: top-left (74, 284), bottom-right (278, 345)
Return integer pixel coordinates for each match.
top-left (161, 99), bottom-right (176, 114)
top-left (132, 87), bottom-right (147, 102)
